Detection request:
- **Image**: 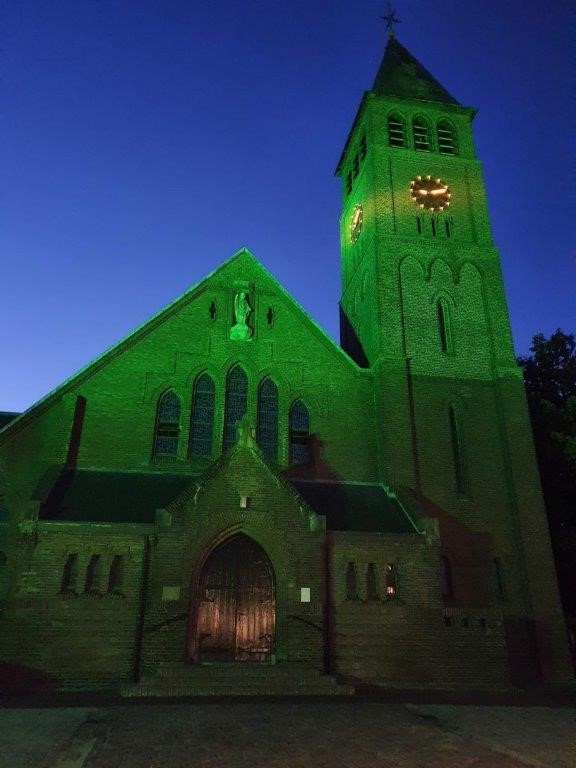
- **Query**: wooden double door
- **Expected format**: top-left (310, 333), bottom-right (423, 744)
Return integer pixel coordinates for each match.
top-left (194, 535), bottom-right (275, 662)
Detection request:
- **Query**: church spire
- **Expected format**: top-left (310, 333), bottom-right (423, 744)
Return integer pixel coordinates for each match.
top-left (372, 34), bottom-right (460, 105)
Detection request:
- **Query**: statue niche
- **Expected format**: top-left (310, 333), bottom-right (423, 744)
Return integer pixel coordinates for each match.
top-left (230, 291), bottom-right (253, 341)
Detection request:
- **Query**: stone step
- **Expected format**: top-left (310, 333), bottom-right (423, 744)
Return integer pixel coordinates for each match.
top-left (121, 663), bottom-right (354, 697)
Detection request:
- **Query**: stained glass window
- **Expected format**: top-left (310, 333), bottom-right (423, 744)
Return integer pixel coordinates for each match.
top-left (223, 365), bottom-right (248, 450)
top-left (153, 391), bottom-right (181, 457)
top-left (189, 373), bottom-right (215, 457)
top-left (289, 400), bottom-right (310, 465)
top-left (257, 377), bottom-right (279, 462)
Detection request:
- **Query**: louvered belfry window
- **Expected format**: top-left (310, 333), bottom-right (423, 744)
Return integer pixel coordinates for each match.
top-left (413, 117), bottom-right (431, 151)
top-left (189, 373), bottom-right (215, 457)
top-left (257, 377), bottom-right (279, 462)
top-left (223, 365), bottom-right (248, 450)
top-left (153, 391), bottom-right (181, 456)
top-left (289, 400), bottom-right (310, 465)
top-left (387, 113), bottom-right (406, 147)
top-left (437, 120), bottom-right (458, 155)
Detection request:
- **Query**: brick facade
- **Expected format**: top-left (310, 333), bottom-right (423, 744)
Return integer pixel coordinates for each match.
top-left (0, 34), bottom-right (572, 694)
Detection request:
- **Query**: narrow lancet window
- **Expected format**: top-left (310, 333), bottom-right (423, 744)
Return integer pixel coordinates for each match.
top-left (223, 365), bottom-right (248, 450)
top-left (108, 555), bottom-right (124, 594)
top-left (289, 400), bottom-right (310, 465)
top-left (257, 377), bottom-right (279, 462)
top-left (413, 117), bottom-right (431, 151)
top-left (449, 404), bottom-right (467, 495)
top-left (61, 553), bottom-right (78, 593)
top-left (366, 563), bottom-right (379, 600)
top-left (437, 299), bottom-right (453, 354)
top-left (189, 373), bottom-right (215, 458)
top-left (346, 562), bottom-right (358, 600)
top-left (85, 554), bottom-right (102, 593)
top-left (385, 564), bottom-right (397, 597)
top-left (437, 120), bottom-right (458, 155)
top-left (387, 112), bottom-right (406, 147)
top-left (440, 555), bottom-right (453, 600)
top-left (153, 391), bottom-right (181, 457)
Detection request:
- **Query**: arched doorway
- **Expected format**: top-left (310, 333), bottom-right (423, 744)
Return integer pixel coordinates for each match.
top-left (192, 534), bottom-right (275, 663)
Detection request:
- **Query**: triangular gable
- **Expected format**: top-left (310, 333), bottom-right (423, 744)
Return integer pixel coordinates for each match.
top-left (1, 248), bottom-right (362, 439)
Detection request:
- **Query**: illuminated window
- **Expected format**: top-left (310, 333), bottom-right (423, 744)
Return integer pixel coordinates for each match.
top-left (385, 563), bottom-right (397, 596)
top-left (153, 391), bottom-right (181, 457)
top-left (346, 562), bottom-right (358, 600)
top-left (413, 117), bottom-right (431, 152)
top-left (366, 563), bottom-right (379, 600)
top-left (108, 555), bottom-right (124, 594)
top-left (289, 400), bottom-right (310, 465)
top-left (437, 299), bottom-right (453, 354)
top-left (85, 554), bottom-right (102, 593)
top-left (437, 120), bottom-right (458, 155)
top-left (387, 112), bottom-right (406, 147)
top-left (449, 405), bottom-right (467, 495)
top-left (223, 365), bottom-right (248, 450)
top-left (189, 373), bottom-right (215, 458)
top-left (257, 377), bottom-right (279, 462)
top-left (61, 553), bottom-right (78, 593)
top-left (439, 555), bottom-right (453, 599)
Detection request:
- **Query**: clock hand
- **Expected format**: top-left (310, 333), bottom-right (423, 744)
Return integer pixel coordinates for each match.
top-left (416, 189), bottom-right (428, 196)
top-left (430, 186), bottom-right (448, 196)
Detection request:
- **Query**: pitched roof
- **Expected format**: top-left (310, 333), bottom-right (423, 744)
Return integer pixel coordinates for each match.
top-left (290, 479), bottom-right (422, 534)
top-left (0, 412), bottom-right (19, 430)
top-left (372, 36), bottom-right (460, 105)
top-left (37, 468), bottom-right (197, 523)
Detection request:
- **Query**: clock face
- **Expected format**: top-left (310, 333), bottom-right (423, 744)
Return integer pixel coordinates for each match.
top-left (350, 203), bottom-right (363, 242)
top-left (410, 175), bottom-right (451, 212)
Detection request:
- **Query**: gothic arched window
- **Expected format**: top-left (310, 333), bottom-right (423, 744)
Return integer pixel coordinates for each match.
top-left (437, 298), bottom-right (453, 354)
top-left (153, 391), bottom-right (181, 457)
top-left (439, 555), bottom-right (454, 600)
top-left (289, 400), bottom-right (310, 465)
top-left (449, 404), bottom-right (467, 495)
top-left (346, 562), bottom-right (358, 600)
top-left (189, 373), bottom-right (215, 458)
top-left (223, 365), bottom-right (248, 450)
top-left (257, 377), bottom-right (279, 462)
top-left (60, 553), bottom-right (78, 593)
top-left (437, 119), bottom-right (458, 155)
top-left (413, 117), bottom-right (431, 152)
top-left (387, 112), bottom-right (406, 148)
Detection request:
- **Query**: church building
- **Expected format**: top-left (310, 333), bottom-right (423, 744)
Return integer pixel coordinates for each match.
top-left (0, 30), bottom-right (572, 695)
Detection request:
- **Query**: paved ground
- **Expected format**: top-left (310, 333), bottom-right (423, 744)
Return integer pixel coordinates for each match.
top-left (0, 699), bottom-right (574, 768)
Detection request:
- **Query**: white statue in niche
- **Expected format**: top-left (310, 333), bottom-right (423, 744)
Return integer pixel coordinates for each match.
top-left (230, 291), bottom-right (253, 340)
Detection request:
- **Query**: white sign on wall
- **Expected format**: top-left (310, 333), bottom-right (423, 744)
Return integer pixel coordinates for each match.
top-left (300, 587), bottom-right (311, 603)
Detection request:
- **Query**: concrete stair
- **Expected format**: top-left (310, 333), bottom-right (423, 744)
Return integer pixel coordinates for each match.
top-left (122, 661), bottom-right (354, 697)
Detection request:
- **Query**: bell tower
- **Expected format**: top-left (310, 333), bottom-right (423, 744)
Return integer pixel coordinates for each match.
top-left (335, 28), bottom-right (573, 685)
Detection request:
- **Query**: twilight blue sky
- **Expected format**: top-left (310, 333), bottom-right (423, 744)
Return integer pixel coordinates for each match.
top-left (1, 0), bottom-right (574, 413)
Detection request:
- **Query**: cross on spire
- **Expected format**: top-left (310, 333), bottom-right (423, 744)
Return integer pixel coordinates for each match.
top-left (381, 2), bottom-right (401, 37)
